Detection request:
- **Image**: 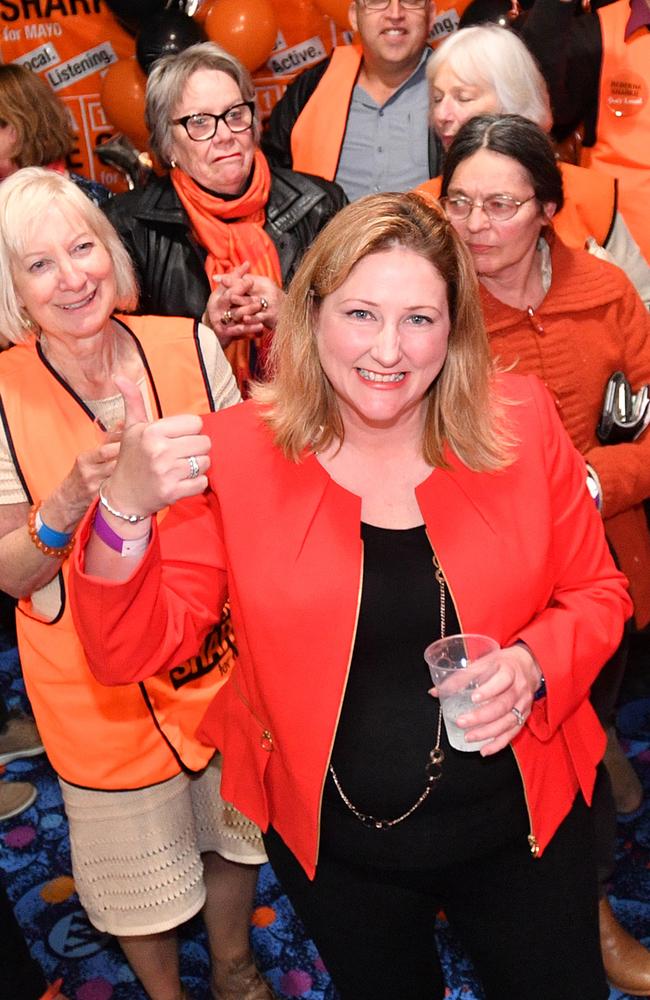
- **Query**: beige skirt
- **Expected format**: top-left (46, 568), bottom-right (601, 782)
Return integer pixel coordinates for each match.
top-left (60, 755), bottom-right (267, 936)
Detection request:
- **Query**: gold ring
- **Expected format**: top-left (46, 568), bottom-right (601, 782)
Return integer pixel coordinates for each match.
top-left (221, 309), bottom-right (233, 326)
top-left (259, 296), bottom-right (269, 311)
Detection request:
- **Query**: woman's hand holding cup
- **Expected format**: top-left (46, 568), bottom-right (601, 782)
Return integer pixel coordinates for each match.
top-left (426, 635), bottom-right (542, 757)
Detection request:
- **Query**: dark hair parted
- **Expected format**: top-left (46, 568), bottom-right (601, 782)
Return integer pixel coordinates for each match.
top-left (252, 191), bottom-right (515, 472)
top-left (441, 114), bottom-right (564, 213)
top-left (0, 64), bottom-right (74, 168)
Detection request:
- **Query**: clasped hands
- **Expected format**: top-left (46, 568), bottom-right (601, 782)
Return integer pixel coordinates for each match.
top-left (205, 261), bottom-right (284, 348)
top-left (430, 643), bottom-right (543, 756)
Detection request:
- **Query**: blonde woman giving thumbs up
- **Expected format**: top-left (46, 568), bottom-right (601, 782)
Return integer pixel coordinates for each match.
top-left (0, 168), bottom-right (275, 1000)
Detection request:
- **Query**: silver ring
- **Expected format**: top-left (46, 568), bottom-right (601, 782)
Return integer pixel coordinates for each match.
top-left (259, 296), bottom-right (269, 311)
top-left (511, 706), bottom-right (525, 726)
top-left (221, 309), bottom-right (233, 326)
top-left (187, 455), bottom-right (200, 480)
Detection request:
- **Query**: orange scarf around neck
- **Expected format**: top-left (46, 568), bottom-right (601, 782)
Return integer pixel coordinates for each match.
top-left (172, 150), bottom-right (282, 391)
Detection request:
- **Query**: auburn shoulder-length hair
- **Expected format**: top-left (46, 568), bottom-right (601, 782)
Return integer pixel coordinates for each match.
top-left (0, 64), bottom-right (74, 168)
top-left (252, 191), bottom-right (514, 471)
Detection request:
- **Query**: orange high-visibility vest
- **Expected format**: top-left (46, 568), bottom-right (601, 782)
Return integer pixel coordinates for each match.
top-left (581, 0), bottom-right (650, 260)
top-left (416, 161), bottom-right (616, 248)
top-left (0, 315), bottom-right (234, 789)
top-left (290, 44), bottom-right (363, 181)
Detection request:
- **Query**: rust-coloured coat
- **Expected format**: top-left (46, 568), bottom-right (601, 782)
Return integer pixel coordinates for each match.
top-left (480, 238), bottom-right (650, 626)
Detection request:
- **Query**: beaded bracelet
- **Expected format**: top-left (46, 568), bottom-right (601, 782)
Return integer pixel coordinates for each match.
top-left (27, 503), bottom-right (75, 559)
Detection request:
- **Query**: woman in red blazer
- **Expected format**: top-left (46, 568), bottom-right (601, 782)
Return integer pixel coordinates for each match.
top-left (71, 193), bottom-right (630, 1000)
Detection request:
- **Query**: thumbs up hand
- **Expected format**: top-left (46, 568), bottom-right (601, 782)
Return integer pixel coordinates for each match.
top-left (117, 373), bottom-right (149, 428)
top-left (100, 376), bottom-right (212, 520)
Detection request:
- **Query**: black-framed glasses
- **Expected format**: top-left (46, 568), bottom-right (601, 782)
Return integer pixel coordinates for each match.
top-left (440, 193), bottom-right (537, 221)
top-left (358, 0), bottom-right (429, 9)
top-left (171, 101), bottom-right (255, 142)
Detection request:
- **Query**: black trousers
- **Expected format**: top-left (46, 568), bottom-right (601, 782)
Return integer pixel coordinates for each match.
top-left (590, 627), bottom-right (631, 892)
top-left (0, 881), bottom-right (47, 1000)
top-left (265, 796), bottom-right (608, 1000)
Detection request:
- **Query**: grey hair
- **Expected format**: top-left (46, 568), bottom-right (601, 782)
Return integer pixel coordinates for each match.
top-left (0, 167), bottom-right (138, 344)
top-left (427, 25), bottom-right (552, 131)
top-left (145, 41), bottom-right (260, 166)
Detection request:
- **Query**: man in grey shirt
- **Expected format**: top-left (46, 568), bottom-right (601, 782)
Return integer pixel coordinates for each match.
top-left (262, 0), bottom-right (441, 201)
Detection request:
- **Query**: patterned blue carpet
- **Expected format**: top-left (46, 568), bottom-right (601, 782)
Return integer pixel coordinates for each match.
top-left (2, 642), bottom-right (649, 1000)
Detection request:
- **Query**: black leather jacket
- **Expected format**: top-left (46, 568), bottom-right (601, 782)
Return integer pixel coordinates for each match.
top-left (104, 167), bottom-right (346, 319)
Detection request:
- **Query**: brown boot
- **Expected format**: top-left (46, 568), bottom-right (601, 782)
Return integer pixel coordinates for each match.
top-left (603, 727), bottom-right (643, 814)
top-left (0, 779), bottom-right (37, 820)
top-left (600, 897), bottom-right (650, 996)
top-left (212, 953), bottom-right (277, 1000)
top-left (0, 710), bottom-right (44, 765)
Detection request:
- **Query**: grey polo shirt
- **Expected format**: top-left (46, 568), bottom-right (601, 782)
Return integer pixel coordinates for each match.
top-left (335, 48), bottom-right (431, 202)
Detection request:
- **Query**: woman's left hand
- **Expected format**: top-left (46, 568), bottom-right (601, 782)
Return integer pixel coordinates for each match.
top-left (239, 275), bottom-right (283, 332)
top-left (432, 644), bottom-right (542, 756)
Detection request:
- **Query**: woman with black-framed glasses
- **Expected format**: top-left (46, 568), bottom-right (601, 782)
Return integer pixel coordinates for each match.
top-left (104, 42), bottom-right (346, 395)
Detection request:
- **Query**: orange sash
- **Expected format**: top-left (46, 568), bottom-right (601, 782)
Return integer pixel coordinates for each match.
top-left (290, 45), bottom-right (363, 181)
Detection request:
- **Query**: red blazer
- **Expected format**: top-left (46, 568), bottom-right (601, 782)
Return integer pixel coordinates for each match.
top-left (71, 374), bottom-right (631, 878)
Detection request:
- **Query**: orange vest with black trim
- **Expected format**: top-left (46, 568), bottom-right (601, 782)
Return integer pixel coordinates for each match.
top-left (416, 161), bottom-right (616, 248)
top-left (290, 45), bottom-right (363, 182)
top-left (0, 315), bottom-right (234, 790)
top-left (581, 0), bottom-right (650, 260)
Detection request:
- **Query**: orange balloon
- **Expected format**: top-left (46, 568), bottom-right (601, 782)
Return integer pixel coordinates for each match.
top-left (100, 58), bottom-right (149, 151)
top-left (312, 0), bottom-right (352, 30)
top-left (191, 0), bottom-right (212, 23)
top-left (204, 0), bottom-right (278, 72)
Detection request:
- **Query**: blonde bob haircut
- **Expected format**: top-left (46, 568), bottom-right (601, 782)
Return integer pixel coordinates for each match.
top-left (252, 192), bottom-right (513, 472)
top-left (0, 167), bottom-right (138, 344)
top-left (427, 25), bottom-right (552, 132)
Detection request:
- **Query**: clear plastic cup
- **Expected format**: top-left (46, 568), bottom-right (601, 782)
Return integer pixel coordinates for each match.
top-left (424, 633), bottom-right (500, 752)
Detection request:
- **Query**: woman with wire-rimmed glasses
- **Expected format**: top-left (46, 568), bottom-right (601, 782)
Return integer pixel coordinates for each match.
top-left (105, 41), bottom-right (346, 393)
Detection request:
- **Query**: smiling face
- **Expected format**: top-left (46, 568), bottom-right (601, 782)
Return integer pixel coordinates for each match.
top-left (316, 245), bottom-right (451, 433)
top-left (12, 202), bottom-right (116, 344)
top-left (431, 62), bottom-right (498, 150)
top-left (349, 0), bottom-right (435, 78)
top-left (170, 68), bottom-right (256, 195)
top-left (446, 148), bottom-right (554, 283)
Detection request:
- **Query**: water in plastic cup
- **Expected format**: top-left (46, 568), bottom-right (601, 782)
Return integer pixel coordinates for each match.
top-left (424, 633), bottom-right (500, 752)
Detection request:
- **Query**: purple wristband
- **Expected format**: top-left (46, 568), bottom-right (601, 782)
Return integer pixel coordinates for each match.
top-left (93, 505), bottom-right (151, 558)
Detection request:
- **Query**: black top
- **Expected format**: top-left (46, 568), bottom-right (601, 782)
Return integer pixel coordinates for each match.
top-left (522, 0), bottom-right (603, 143)
top-left (321, 523), bottom-right (528, 870)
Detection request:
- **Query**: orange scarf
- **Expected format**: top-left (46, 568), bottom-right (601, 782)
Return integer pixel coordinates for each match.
top-left (172, 151), bottom-right (282, 391)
